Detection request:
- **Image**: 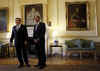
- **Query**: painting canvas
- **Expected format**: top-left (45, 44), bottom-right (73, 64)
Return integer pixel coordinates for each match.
top-left (66, 2), bottom-right (88, 31)
top-left (0, 8), bottom-right (8, 32)
top-left (25, 4), bottom-right (43, 26)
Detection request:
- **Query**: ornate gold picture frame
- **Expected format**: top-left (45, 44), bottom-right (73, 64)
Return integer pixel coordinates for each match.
top-left (25, 4), bottom-right (43, 26)
top-left (0, 8), bottom-right (9, 32)
top-left (65, 2), bottom-right (89, 31)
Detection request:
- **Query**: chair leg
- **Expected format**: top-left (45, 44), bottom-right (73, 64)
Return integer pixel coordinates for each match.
top-left (94, 51), bottom-right (97, 60)
top-left (66, 52), bottom-right (70, 59)
top-left (80, 52), bottom-right (82, 59)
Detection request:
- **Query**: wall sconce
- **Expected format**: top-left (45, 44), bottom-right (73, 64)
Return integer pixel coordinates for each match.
top-left (47, 21), bottom-right (52, 27)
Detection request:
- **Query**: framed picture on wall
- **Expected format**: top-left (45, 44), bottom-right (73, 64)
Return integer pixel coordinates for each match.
top-left (65, 2), bottom-right (89, 31)
top-left (0, 8), bottom-right (8, 32)
top-left (25, 4), bottom-right (43, 26)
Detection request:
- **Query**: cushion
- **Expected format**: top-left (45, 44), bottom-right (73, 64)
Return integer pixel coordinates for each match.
top-left (65, 39), bottom-right (95, 49)
top-left (65, 40), bottom-right (75, 48)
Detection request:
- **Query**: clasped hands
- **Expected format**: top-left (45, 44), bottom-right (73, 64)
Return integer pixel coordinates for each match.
top-left (9, 42), bottom-right (13, 47)
top-left (34, 38), bottom-right (39, 43)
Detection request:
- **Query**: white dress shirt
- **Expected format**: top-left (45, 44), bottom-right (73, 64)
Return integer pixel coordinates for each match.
top-left (16, 24), bottom-right (21, 31)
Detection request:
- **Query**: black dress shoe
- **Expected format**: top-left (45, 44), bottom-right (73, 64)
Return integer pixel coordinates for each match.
top-left (17, 64), bottom-right (24, 68)
top-left (26, 64), bottom-right (31, 67)
top-left (38, 65), bottom-right (46, 69)
top-left (34, 64), bottom-right (40, 67)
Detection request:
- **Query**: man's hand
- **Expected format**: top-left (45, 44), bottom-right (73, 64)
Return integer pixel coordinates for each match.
top-left (34, 39), bottom-right (39, 43)
top-left (9, 42), bottom-right (13, 47)
top-left (34, 39), bottom-right (38, 43)
top-left (24, 41), bottom-right (27, 45)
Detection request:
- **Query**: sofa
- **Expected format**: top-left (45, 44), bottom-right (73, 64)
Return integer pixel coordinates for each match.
top-left (65, 39), bottom-right (96, 59)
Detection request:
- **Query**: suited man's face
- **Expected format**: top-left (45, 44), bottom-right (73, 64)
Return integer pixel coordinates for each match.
top-left (16, 19), bottom-right (21, 25)
top-left (34, 16), bottom-right (40, 23)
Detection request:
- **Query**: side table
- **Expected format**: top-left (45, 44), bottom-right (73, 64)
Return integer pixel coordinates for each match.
top-left (49, 43), bottom-right (63, 56)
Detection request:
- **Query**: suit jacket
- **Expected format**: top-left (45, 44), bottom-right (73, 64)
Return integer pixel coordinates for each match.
top-left (33, 22), bottom-right (46, 41)
top-left (10, 24), bottom-right (28, 47)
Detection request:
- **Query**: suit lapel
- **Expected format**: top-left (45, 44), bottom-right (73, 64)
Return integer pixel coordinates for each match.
top-left (15, 26), bottom-right (18, 32)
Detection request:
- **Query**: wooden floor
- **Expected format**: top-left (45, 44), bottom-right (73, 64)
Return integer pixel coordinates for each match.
top-left (0, 55), bottom-right (100, 65)
top-left (0, 56), bottom-right (100, 71)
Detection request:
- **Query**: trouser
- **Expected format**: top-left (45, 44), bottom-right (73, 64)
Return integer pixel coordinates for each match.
top-left (16, 46), bottom-right (28, 65)
top-left (36, 44), bottom-right (46, 66)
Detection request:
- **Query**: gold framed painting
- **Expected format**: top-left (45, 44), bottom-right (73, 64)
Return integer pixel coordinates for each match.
top-left (65, 2), bottom-right (89, 31)
top-left (0, 8), bottom-right (9, 32)
top-left (24, 4), bottom-right (43, 26)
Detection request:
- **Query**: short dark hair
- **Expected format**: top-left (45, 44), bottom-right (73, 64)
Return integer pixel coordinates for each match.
top-left (15, 18), bottom-right (21, 21)
top-left (34, 15), bottom-right (41, 19)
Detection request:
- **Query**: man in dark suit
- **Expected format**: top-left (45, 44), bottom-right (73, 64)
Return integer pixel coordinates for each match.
top-left (33, 16), bottom-right (46, 69)
top-left (10, 18), bottom-right (30, 68)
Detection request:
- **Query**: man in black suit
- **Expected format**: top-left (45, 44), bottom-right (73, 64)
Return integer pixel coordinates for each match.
top-left (33, 16), bottom-right (46, 69)
top-left (10, 18), bottom-right (30, 68)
